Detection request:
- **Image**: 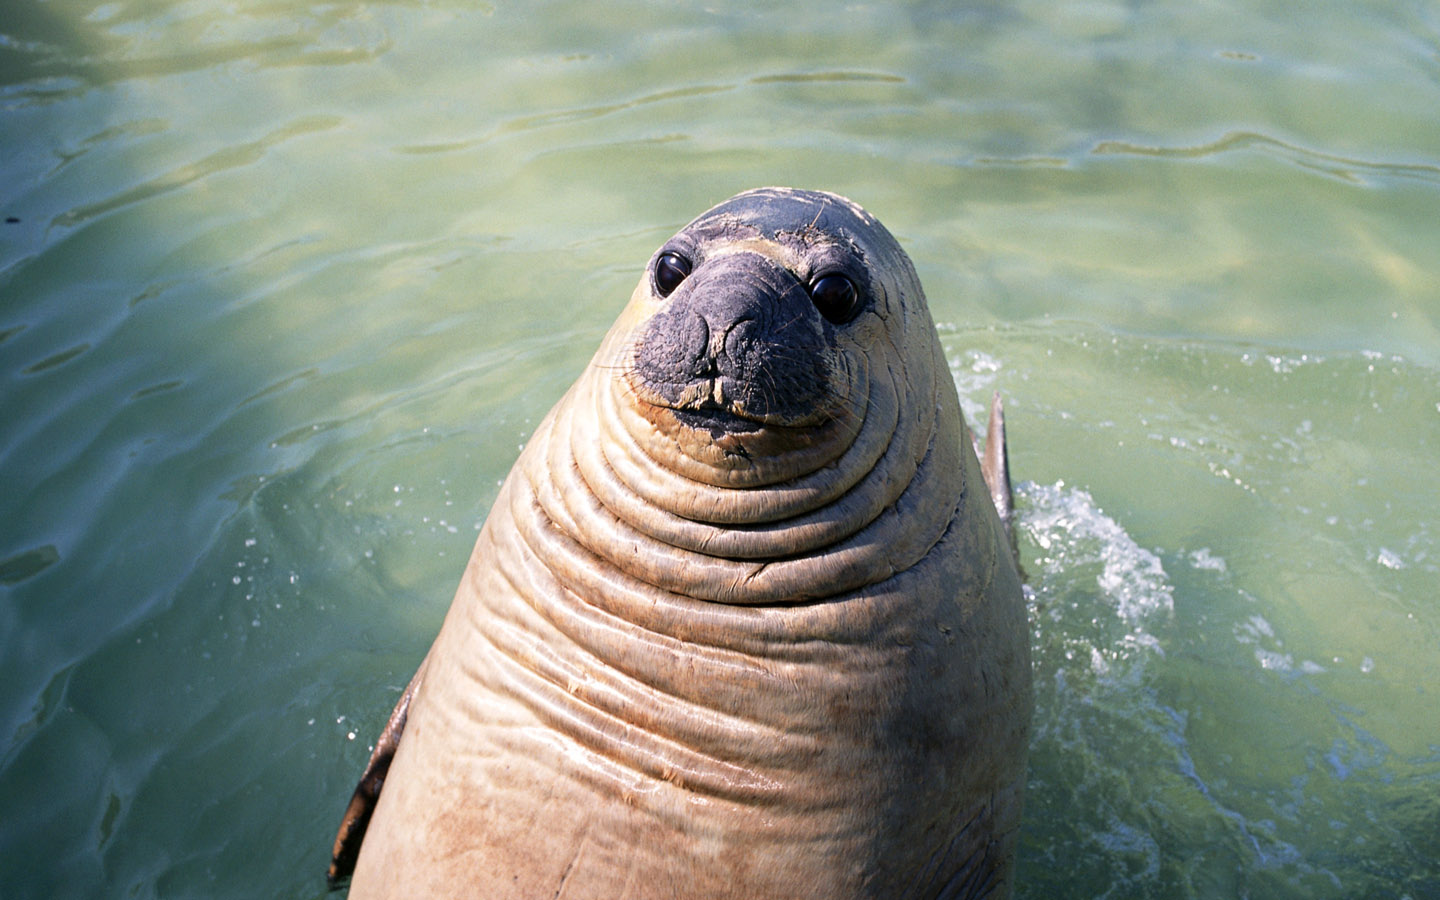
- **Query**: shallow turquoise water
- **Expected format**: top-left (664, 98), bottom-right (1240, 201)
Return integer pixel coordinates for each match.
top-left (2, 1), bottom-right (1437, 898)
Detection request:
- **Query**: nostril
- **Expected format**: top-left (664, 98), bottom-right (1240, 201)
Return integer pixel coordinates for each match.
top-left (721, 317), bottom-right (758, 367)
top-left (685, 311), bottom-right (710, 344)
top-left (684, 313), bottom-right (716, 378)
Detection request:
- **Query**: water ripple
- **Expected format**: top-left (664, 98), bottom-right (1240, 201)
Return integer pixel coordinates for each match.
top-left (389, 67), bottom-right (906, 158)
top-left (49, 115), bottom-right (344, 230)
top-left (1094, 131), bottom-right (1440, 186)
top-left (749, 69), bottom-right (906, 84)
top-left (0, 545), bottom-right (61, 585)
top-left (19, 342), bottom-right (90, 375)
top-left (394, 83), bottom-right (735, 155)
top-left (46, 118), bottom-right (170, 178)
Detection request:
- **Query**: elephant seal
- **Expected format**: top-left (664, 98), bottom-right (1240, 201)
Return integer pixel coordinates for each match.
top-left (329, 188), bottom-right (1032, 899)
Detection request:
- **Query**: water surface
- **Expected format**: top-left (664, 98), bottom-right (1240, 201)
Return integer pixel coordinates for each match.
top-left (2, 1), bottom-right (1437, 898)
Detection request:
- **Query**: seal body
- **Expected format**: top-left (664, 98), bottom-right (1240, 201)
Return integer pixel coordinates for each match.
top-left (333, 188), bottom-right (1032, 899)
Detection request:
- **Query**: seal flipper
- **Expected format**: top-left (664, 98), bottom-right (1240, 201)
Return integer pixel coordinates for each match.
top-left (327, 651), bottom-right (430, 889)
top-left (977, 391), bottom-right (1017, 560)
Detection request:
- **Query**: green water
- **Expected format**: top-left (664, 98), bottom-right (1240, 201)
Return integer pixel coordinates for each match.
top-left (2, 1), bottom-right (1436, 897)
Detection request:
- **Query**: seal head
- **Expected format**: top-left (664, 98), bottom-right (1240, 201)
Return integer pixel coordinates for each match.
top-left (619, 188), bottom-right (909, 486)
top-left (633, 191), bottom-right (874, 431)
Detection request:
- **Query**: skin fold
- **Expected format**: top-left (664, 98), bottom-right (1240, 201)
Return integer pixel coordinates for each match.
top-left (330, 188), bottom-right (1032, 900)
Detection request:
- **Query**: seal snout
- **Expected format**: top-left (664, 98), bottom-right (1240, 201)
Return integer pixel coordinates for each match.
top-left (632, 251), bottom-right (835, 430)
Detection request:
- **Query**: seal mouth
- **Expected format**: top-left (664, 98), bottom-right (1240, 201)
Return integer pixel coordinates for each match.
top-left (668, 403), bottom-right (766, 436)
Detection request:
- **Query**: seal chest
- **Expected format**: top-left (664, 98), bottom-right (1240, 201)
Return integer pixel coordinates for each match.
top-left (330, 188), bottom-right (1032, 899)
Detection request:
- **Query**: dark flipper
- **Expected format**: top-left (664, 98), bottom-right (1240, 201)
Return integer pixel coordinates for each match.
top-left (977, 391), bottom-right (1017, 561)
top-left (327, 652), bottom-right (430, 889)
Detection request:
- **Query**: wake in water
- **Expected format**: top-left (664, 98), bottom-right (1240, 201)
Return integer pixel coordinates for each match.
top-left (1024, 480), bottom-right (1173, 660)
top-left (1014, 480), bottom-right (1341, 898)
top-left (942, 328), bottom-right (1440, 899)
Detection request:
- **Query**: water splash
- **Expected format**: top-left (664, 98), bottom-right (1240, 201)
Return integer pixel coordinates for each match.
top-left (1014, 481), bottom-right (1347, 897)
top-left (1023, 480), bottom-right (1173, 674)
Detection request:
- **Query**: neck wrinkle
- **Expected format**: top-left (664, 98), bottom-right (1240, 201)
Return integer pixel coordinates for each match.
top-left (596, 345), bottom-right (895, 527)
top-left (464, 336), bottom-right (968, 817)
top-left (574, 358), bottom-right (931, 562)
top-left (519, 344), bottom-right (956, 607)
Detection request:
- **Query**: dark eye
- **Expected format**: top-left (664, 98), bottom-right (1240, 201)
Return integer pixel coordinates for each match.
top-left (809, 273), bottom-right (861, 324)
top-left (654, 252), bottom-right (692, 296)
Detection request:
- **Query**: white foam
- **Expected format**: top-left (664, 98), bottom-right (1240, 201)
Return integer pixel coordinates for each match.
top-left (1188, 547), bottom-right (1228, 573)
top-left (948, 349), bottom-right (1003, 434)
top-left (1376, 547), bottom-right (1406, 570)
top-left (1234, 614), bottom-right (1275, 642)
top-left (1022, 480), bottom-right (1175, 626)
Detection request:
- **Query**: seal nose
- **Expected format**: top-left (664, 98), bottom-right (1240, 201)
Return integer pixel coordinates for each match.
top-left (633, 252), bottom-right (832, 422)
top-left (683, 303), bottom-right (765, 382)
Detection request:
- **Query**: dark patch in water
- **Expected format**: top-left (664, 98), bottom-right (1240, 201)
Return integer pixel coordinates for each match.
top-left (0, 545), bottom-right (61, 584)
top-left (129, 379), bottom-right (184, 400)
top-left (22, 343), bottom-right (90, 374)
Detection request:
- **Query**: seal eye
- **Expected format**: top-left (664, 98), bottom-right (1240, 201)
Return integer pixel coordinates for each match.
top-left (809, 273), bottom-right (861, 324)
top-left (654, 252), bottom-right (692, 297)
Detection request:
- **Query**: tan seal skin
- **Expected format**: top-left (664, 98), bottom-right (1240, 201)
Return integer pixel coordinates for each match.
top-left (330, 188), bottom-right (1033, 899)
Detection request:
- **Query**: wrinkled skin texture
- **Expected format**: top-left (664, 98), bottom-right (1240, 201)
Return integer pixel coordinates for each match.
top-left (336, 188), bottom-right (1032, 899)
